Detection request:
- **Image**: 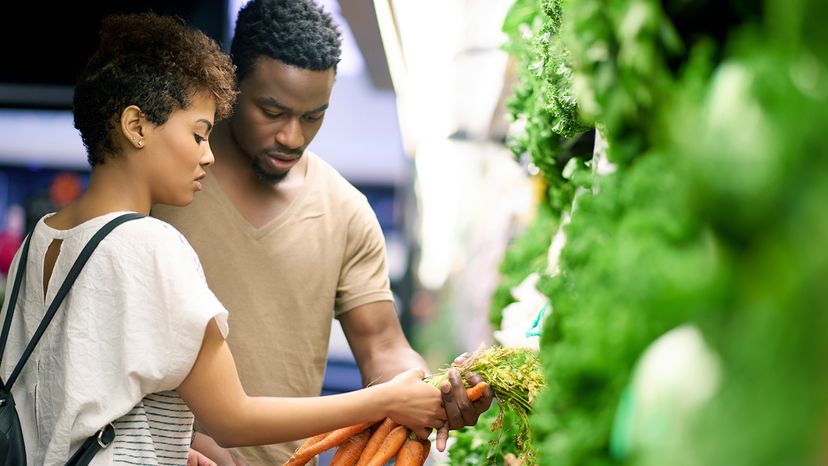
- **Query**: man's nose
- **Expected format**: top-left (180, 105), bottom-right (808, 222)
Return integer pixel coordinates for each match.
top-left (276, 118), bottom-right (304, 150)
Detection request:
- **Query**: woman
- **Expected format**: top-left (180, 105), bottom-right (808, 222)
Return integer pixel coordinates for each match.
top-left (0, 13), bottom-right (444, 466)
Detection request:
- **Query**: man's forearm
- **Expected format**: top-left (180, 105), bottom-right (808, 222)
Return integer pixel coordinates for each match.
top-left (340, 301), bottom-right (430, 386)
top-left (360, 345), bottom-right (429, 386)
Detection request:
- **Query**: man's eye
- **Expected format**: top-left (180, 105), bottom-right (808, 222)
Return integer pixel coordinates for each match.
top-left (303, 114), bottom-right (323, 122)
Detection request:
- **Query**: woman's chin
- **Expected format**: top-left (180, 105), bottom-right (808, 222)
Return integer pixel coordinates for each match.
top-left (155, 193), bottom-right (196, 208)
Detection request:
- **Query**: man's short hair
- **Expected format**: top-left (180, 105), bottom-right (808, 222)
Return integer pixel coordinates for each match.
top-left (231, 0), bottom-right (343, 81)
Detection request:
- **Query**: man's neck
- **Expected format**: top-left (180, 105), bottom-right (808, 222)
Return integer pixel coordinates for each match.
top-left (209, 120), bottom-right (257, 186)
top-left (207, 119), bottom-right (310, 228)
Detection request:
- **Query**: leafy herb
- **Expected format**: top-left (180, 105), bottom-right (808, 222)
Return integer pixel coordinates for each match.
top-left (448, 406), bottom-right (522, 465)
top-left (426, 345), bottom-right (545, 464)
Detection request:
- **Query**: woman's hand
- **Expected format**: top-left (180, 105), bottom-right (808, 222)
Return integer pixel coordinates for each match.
top-left (187, 448), bottom-right (218, 466)
top-left (380, 368), bottom-right (447, 439)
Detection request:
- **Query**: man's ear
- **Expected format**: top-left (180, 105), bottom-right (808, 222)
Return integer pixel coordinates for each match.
top-left (120, 105), bottom-right (146, 149)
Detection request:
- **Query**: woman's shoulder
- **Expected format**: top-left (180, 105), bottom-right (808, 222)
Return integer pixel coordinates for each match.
top-left (96, 215), bottom-right (205, 281)
top-left (119, 214), bottom-right (185, 238)
top-left (105, 214), bottom-right (196, 256)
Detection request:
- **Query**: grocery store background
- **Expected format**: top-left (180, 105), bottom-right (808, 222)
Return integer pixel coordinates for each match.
top-left (0, 0), bottom-right (520, 396)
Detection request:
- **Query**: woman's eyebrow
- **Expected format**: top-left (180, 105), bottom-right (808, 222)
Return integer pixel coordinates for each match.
top-left (196, 118), bottom-right (213, 131)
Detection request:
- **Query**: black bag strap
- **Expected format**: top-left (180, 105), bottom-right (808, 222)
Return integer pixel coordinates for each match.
top-left (0, 213), bottom-right (144, 390)
top-left (65, 423), bottom-right (115, 466)
top-left (0, 228), bottom-right (34, 370)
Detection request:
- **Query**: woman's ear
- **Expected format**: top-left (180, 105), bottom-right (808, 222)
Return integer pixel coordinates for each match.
top-left (120, 105), bottom-right (146, 149)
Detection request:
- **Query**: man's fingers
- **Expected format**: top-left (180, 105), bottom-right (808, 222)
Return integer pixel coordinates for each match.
top-left (413, 427), bottom-right (432, 440)
top-left (445, 369), bottom-right (477, 428)
top-left (450, 369), bottom-right (477, 425)
top-left (443, 369), bottom-right (495, 431)
top-left (466, 371), bottom-right (495, 411)
top-left (465, 371), bottom-right (484, 386)
top-left (440, 379), bottom-right (463, 430)
top-left (452, 352), bottom-right (470, 366)
top-left (436, 424), bottom-right (450, 452)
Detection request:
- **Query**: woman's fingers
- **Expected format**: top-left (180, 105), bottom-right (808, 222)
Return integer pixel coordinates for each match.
top-left (187, 448), bottom-right (217, 466)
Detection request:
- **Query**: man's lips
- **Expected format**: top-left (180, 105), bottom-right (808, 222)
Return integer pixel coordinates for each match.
top-left (266, 152), bottom-right (301, 162)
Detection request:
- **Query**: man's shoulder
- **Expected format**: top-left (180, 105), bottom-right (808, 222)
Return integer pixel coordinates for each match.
top-left (308, 152), bottom-right (369, 207)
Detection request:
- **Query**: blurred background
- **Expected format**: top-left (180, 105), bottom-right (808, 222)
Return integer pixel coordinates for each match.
top-left (0, 0), bottom-right (522, 393)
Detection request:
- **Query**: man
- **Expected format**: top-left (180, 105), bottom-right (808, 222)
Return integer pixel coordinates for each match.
top-left (152, 0), bottom-right (493, 464)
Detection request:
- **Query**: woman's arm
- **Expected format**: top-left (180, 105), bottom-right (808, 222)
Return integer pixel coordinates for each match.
top-left (177, 319), bottom-right (445, 447)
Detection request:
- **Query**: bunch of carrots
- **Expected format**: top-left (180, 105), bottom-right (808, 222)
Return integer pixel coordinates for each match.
top-left (285, 345), bottom-right (544, 465)
top-left (284, 381), bottom-right (490, 466)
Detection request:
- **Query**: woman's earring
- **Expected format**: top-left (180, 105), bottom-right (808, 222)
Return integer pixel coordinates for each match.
top-left (137, 139), bottom-right (144, 147)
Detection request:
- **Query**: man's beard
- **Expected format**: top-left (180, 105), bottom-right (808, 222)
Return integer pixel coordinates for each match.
top-left (252, 160), bottom-right (289, 185)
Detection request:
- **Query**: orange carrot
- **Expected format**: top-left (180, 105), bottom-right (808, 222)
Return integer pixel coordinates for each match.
top-left (287, 381), bottom-right (488, 466)
top-left (355, 417), bottom-right (399, 466)
top-left (393, 437), bottom-right (425, 466)
top-left (284, 421), bottom-right (373, 466)
top-left (294, 430), bottom-right (332, 455)
top-left (329, 429), bottom-right (372, 466)
top-left (418, 438), bottom-right (431, 466)
top-left (364, 425), bottom-right (409, 466)
top-left (466, 381), bottom-right (489, 402)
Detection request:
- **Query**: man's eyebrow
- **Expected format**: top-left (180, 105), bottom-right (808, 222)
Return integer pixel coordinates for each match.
top-left (196, 118), bottom-right (213, 131)
top-left (257, 96), bottom-right (328, 114)
top-left (257, 96), bottom-right (290, 111)
top-left (306, 103), bottom-right (329, 114)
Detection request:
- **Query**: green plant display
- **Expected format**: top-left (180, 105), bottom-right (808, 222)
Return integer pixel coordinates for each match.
top-left (502, 0), bottom-right (592, 212)
top-left (496, 0), bottom-right (828, 465)
top-left (533, 150), bottom-right (724, 465)
top-left (489, 201), bottom-right (556, 329)
top-left (640, 1), bottom-right (828, 462)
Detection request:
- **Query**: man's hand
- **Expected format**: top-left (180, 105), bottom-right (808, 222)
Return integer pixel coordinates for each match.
top-left (187, 448), bottom-right (217, 466)
top-left (435, 354), bottom-right (495, 451)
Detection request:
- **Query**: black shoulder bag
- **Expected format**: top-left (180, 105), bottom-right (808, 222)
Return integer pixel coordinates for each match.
top-left (0, 213), bottom-right (144, 466)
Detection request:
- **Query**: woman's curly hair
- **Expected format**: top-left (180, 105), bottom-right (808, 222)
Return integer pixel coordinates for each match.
top-left (231, 0), bottom-right (342, 81)
top-left (73, 13), bottom-right (238, 166)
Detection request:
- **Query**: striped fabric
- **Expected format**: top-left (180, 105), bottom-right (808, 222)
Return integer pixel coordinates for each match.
top-left (111, 391), bottom-right (194, 465)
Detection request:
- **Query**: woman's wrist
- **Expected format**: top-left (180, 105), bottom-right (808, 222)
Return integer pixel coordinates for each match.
top-left (366, 382), bottom-right (394, 420)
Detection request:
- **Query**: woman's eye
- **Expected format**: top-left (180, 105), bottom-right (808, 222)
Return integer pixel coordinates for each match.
top-left (194, 134), bottom-right (207, 144)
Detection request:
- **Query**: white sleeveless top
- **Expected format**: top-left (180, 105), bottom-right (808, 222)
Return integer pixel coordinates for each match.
top-left (0, 212), bottom-right (229, 465)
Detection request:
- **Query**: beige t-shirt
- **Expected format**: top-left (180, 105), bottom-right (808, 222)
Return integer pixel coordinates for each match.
top-left (152, 153), bottom-right (392, 464)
